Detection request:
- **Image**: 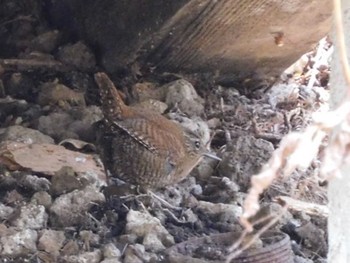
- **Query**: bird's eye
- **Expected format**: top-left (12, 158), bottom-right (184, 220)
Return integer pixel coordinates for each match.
top-left (194, 140), bottom-right (201, 149)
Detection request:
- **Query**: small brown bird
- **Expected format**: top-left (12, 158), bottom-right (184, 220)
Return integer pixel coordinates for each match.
top-left (94, 72), bottom-right (218, 190)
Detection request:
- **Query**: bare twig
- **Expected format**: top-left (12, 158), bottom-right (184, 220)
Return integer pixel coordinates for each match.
top-left (0, 58), bottom-right (74, 72)
top-left (0, 15), bottom-right (35, 28)
top-left (275, 196), bottom-right (329, 218)
top-left (148, 190), bottom-right (182, 211)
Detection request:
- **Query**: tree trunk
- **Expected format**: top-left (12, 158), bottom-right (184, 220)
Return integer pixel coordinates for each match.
top-left (328, 1), bottom-right (350, 262)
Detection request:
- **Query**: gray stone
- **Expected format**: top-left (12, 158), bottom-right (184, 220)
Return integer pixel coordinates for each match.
top-left (57, 41), bottom-right (96, 71)
top-left (11, 204), bottom-right (48, 230)
top-left (50, 186), bottom-right (105, 227)
top-left (1, 229), bottom-right (38, 256)
top-left (100, 258), bottom-right (122, 263)
top-left (61, 249), bottom-right (102, 263)
top-left (102, 243), bottom-right (121, 259)
top-left (0, 203), bottom-right (14, 220)
top-left (19, 174), bottom-right (51, 192)
top-left (165, 79), bottom-right (204, 117)
top-left (31, 191), bottom-right (52, 208)
top-left (0, 125), bottom-right (54, 144)
top-left (123, 244), bottom-right (146, 263)
top-left (38, 229), bottom-right (65, 257)
top-left (196, 201), bottom-right (242, 224)
top-left (126, 209), bottom-right (174, 252)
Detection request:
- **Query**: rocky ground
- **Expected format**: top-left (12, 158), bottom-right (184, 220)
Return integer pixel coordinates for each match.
top-left (0, 1), bottom-right (331, 262)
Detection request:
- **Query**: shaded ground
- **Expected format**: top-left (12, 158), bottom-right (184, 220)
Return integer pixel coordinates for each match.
top-left (0, 1), bottom-right (330, 262)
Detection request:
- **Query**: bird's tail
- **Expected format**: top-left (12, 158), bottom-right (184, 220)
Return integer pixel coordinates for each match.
top-left (94, 72), bottom-right (128, 121)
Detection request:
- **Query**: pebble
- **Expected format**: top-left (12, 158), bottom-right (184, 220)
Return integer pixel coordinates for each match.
top-left (164, 79), bottom-right (204, 117)
top-left (50, 185), bottom-right (105, 227)
top-left (11, 204), bottom-right (48, 230)
top-left (31, 191), bottom-right (52, 208)
top-left (57, 41), bottom-right (96, 71)
top-left (0, 125), bottom-right (54, 144)
top-left (126, 209), bottom-right (175, 252)
top-left (1, 229), bottom-right (38, 256)
top-left (102, 243), bottom-right (121, 259)
top-left (37, 229), bottom-right (65, 257)
top-left (0, 203), bottom-right (14, 221)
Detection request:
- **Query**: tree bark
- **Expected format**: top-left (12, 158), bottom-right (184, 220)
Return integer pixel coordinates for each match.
top-left (328, 1), bottom-right (350, 262)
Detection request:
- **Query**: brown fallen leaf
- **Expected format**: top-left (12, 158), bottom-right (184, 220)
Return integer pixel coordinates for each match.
top-left (0, 141), bottom-right (106, 182)
top-left (59, 138), bottom-right (96, 152)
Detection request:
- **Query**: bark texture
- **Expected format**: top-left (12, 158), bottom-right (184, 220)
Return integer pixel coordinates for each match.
top-left (48, 0), bottom-right (332, 79)
top-left (328, 1), bottom-right (350, 262)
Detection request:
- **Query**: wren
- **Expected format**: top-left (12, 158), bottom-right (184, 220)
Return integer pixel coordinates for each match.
top-left (94, 72), bottom-right (218, 190)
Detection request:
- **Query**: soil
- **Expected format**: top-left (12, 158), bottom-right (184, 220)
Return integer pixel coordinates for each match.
top-left (0, 1), bottom-right (330, 262)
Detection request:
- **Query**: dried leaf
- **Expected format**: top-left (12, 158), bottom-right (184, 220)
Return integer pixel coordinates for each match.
top-left (59, 138), bottom-right (96, 152)
top-left (0, 141), bottom-right (106, 182)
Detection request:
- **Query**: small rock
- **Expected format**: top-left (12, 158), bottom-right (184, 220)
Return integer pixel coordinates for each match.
top-left (158, 176), bottom-right (198, 208)
top-left (0, 125), bottom-right (54, 144)
top-left (38, 81), bottom-right (85, 108)
top-left (78, 170), bottom-right (107, 189)
top-left (295, 222), bottom-right (327, 257)
top-left (19, 174), bottom-right (51, 192)
top-left (4, 73), bottom-right (36, 100)
top-left (143, 233), bottom-right (166, 252)
top-left (164, 79), bottom-right (204, 116)
top-left (1, 229), bottom-right (38, 256)
top-left (30, 30), bottom-right (61, 53)
top-left (207, 117), bottom-right (221, 129)
top-left (37, 106), bottom-right (103, 142)
top-left (0, 203), bottom-right (14, 220)
top-left (31, 191), bottom-right (52, 208)
top-left (118, 234), bottom-right (138, 245)
top-left (218, 135), bottom-right (274, 191)
top-left (196, 201), bottom-right (242, 224)
top-left (66, 106), bottom-right (103, 142)
top-left (102, 243), bottom-right (121, 259)
top-left (193, 161), bottom-right (215, 181)
top-left (61, 249), bottom-right (102, 263)
top-left (134, 99), bottom-right (168, 114)
top-left (38, 229), bottom-right (65, 257)
top-left (126, 209), bottom-right (175, 252)
top-left (267, 83), bottom-right (299, 108)
top-left (131, 82), bottom-right (165, 102)
top-left (167, 114), bottom-right (210, 146)
top-left (251, 203), bottom-right (293, 228)
top-left (234, 192), bottom-right (248, 206)
top-left (0, 223), bottom-right (10, 236)
top-left (50, 185), bottom-right (105, 227)
top-left (51, 166), bottom-right (86, 195)
top-left (158, 186), bottom-right (183, 208)
top-left (61, 240), bottom-right (80, 256)
top-left (191, 184), bottom-right (203, 196)
top-left (123, 244), bottom-right (147, 263)
top-left (183, 209), bottom-right (198, 224)
top-left (57, 41), bottom-right (96, 71)
top-left (0, 97), bottom-right (29, 124)
top-left (100, 258), bottom-right (122, 263)
top-left (220, 177), bottom-right (240, 193)
top-left (80, 230), bottom-right (100, 248)
top-left (37, 112), bottom-right (74, 141)
top-left (11, 204), bottom-right (48, 229)
top-left (3, 189), bottom-right (24, 205)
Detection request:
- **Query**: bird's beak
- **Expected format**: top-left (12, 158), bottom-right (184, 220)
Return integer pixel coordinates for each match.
top-left (203, 152), bottom-right (221, 161)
